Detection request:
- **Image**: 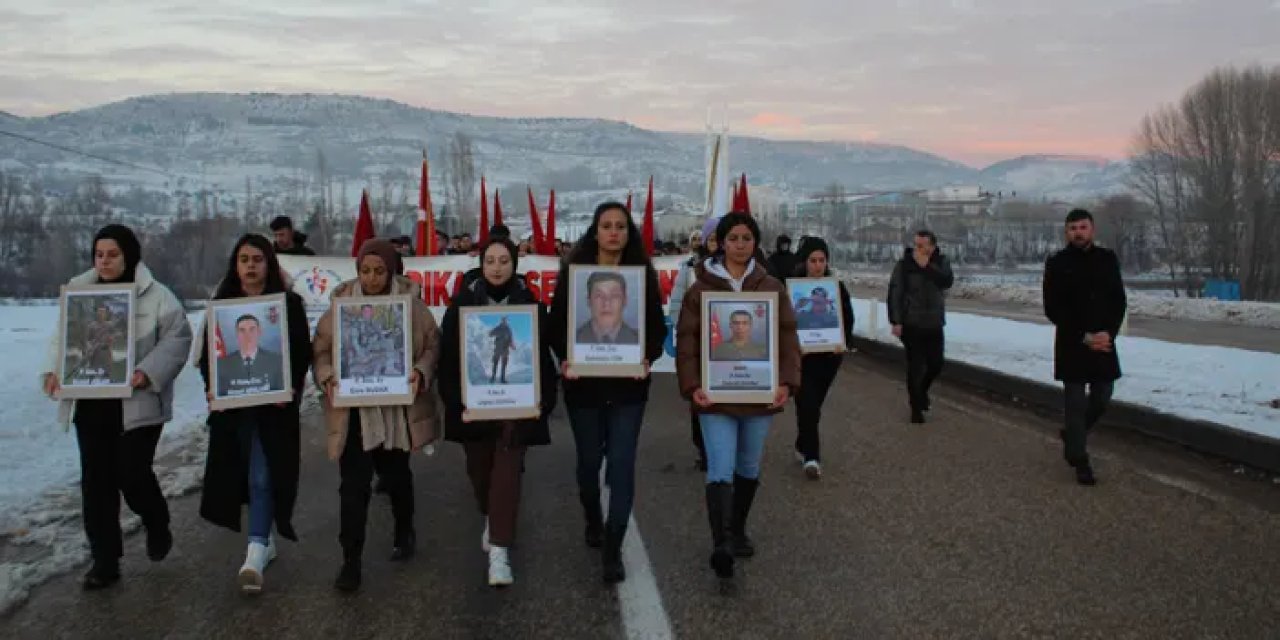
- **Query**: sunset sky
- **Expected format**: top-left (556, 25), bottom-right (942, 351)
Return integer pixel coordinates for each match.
top-left (1, 0), bottom-right (1277, 166)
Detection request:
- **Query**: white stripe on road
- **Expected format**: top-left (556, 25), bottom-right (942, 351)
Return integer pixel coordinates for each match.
top-left (601, 477), bottom-right (675, 640)
top-left (617, 514), bottom-right (675, 640)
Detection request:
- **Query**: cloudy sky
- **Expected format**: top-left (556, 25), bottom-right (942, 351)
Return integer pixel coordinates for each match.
top-left (1, 0), bottom-right (1277, 165)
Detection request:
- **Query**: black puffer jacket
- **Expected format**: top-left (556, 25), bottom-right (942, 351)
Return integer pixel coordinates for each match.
top-left (887, 247), bottom-right (954, 329)
top-left (437, 275), bottom-right (557, 446)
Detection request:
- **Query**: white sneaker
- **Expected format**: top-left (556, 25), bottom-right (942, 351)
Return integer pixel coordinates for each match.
top-left (803, 460), bottom-right (822, 480)
top-left (481, 519), bottom-right (492, 553)
top-left (238, 541), bottom-right (271, 593)
top-left (488, 546), bottom-right (513, 587)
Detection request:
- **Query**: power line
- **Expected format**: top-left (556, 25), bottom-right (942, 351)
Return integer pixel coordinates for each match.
top-left (0, 128), bottom-right (179, 179)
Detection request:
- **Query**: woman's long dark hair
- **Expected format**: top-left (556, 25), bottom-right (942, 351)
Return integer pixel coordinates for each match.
top-left (213, 234), bottom-right (288, 299)
top-left (567, 201), bottom-right (653, 267)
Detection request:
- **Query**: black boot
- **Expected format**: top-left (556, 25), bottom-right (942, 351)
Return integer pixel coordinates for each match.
top-left (146, 524), bottom-right (173, 562)
top-left (335, 544), bottom-right (362, 592)
top-left (581, 494), bottom-right (604, 549)
top-left (82, 559), bottom-right (120, 591)
top-left (602, 523), bottom-right (627, 584)
top-left (730, 475), bottom-right (759, 558)
top-left (705, 482), bottom-right (734, 579)
top-left (390, 527), bottom-right (416, 561)
top-left (1075, 464), bottom-right (1097, 486)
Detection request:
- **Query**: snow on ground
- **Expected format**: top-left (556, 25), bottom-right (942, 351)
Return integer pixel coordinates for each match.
top-left (851, 298), bottom-right (1280, 439)
top-left (841, 272), bottom-right (1280, 329)
top-left (0, 305), bottom-right (211, 615)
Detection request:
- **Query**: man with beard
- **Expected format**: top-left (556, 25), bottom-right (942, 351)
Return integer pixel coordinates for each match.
top-left (1043, 209), bottom-right (1127, 486)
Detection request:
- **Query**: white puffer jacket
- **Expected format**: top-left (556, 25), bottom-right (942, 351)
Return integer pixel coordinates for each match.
top-left (42, 263), bottom-right (194, 430)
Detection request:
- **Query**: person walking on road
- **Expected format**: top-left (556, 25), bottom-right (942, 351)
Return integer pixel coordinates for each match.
top-left (788, 237), bottom-right (855, 479)
top-left (668, 223), bottom-right (719, 471)
top-left (438, 238), bottom-right (558, 587)
top-left (312, 239), bottom-right (441, 592)
top-left (887, 229), bottom-right (954, 424)
top-left (547, 201), bottom-right (668, 585)
top-left (766, 234), bottom-right (797, 279)
top-left (197, 234), bottom-right (313, 595)
top-left (269, 216), bottom-right (316, 256)
top-left (41, 224), bottom-right (193, 591)
top-left (1043, 209), bottom-right (1127, 487)
top-left (676, 211), bottom-right (802, 585)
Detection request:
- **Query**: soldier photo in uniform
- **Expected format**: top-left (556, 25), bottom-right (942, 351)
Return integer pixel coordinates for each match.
top-left (339, 303), bottom-right (407, 379)
top-left (61, 289), bottom-right (132, 388)
top-left (206, 296), bottom-right (292, 409)
top-left (573, 270), bottom-right (641, 345)
top-left (710, 307), bottom-right (770, 362)
top-left (792, 284), bottom-right (840, 331)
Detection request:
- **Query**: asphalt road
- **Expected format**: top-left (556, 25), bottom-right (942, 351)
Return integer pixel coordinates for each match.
top-left (5, 356), bottom-right (1280, 639)
top-left (848, 283), bottom-right (1280, 354)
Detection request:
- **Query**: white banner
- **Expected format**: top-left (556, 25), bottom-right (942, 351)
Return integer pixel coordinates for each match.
top-left (280, 254), bottom-right (691, 374)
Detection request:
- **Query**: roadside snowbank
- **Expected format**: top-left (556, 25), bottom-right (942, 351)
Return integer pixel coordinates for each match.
top-left (842, 273), bottom-right (1280, 329)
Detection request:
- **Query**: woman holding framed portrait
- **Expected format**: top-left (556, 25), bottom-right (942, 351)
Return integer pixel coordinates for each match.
top-left (41, 224), bottom-right (193, 591)
top-left (675, 211), bottom-right (801, 584)
top-left (787, 237), bottom-right (856, 480)
top-left (197, 234), bottom-right (313, 594)
top-left (312, 238), bottom-right (441, 592)
top-left (437, 238), bottom-right (558, 587)
top-left (547, 201), bottom-right (667, 585)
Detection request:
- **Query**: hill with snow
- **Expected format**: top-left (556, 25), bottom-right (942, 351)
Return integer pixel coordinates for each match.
top-left (978, 154), bottom-right (1129, 200)
top-left (0, 93), bottom-right (1128, 206)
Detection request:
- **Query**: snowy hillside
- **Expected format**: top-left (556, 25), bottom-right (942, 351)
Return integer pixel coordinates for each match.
top-left (0, 93), bottom-right (979, 203)
top-left (979, 154), bottom-right (1129, 200)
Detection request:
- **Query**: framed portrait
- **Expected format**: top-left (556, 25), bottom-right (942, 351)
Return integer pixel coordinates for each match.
top-left (332, 296), bottom-right (414, 408)
top-left (787, 278), bottom-right (846, 353)
top-left (56, 284), bottom-right (136, 399)
top-left (459, 305), bottom-right (542, 421)
top-left (566, 265), bottom-right (647, 377)
top-left (206, 293), bottom-right (293, 411)
top-left (701, 291), bottom-right (778, 404)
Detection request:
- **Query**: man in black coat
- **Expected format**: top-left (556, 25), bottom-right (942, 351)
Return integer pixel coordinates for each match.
top-left (1043, 209), bottom-right (1127, 486)
top-left (767, 235), bottom-right (796, 279)
top-left (887, 229), bottom-right (954, 423)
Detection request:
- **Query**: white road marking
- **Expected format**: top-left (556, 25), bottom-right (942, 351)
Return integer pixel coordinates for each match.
top-left (601, 475), bottom-right (675, 640)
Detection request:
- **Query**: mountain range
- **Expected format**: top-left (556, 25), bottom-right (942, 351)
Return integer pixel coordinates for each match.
top-left (0, 93), bottom-right (1129, 207)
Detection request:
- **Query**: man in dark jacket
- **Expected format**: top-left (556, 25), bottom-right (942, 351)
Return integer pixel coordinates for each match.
top-left (1043, 209), bottom-right (1127, 486)
top-left (269, 216), bottom-right (316, 256)
top-left (767, 235), bottom-right (796, 279)
top-left (887, 229), bottom-right (954, 423)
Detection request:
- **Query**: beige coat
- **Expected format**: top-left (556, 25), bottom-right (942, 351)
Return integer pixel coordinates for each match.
top-left (312, 276), bottom-right (441, 460)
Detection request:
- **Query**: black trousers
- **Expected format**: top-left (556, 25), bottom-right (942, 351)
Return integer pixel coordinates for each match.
top-left (900, 327), bottom-right (945, 411)
top-left (74, 401), bottom-right (168, 564)
top-left (338, 412), bottom-right (413, 556)
top-left (1062, 381), bottom-right (1114, 467)
top-left (795, 355), bottom-right (842, 462)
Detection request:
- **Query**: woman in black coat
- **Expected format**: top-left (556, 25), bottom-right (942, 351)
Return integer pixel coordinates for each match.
top-left (546, 201), bottom-right (667, 585)
top-left (437, 238), bottom-right (557, 588)
top-left (197, 234), bottom-right (312, 594)
top-left (788, 238), bottom-right (855, 480)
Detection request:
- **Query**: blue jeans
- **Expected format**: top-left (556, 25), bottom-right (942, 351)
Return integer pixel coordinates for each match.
top-left (246, 424), bottom-right (273, 546)
top-left (699, 413), bottom-right (772, 483)
top-left (568, 402), bottom-right (645, 529)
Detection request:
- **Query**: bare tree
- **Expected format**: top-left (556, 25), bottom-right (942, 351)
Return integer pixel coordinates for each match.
top-left (444, 132), bottom-right (477, 235)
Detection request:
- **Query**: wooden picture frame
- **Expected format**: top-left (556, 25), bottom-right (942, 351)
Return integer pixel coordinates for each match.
top-left (56, 284), bottom-right (136, 399)
top-left (332, 295), bottom-right (414, 408)
top-left (701, 291), bottom-right (778, 405)
top-left (787, 277), bottom-right (846, 354)
top-left (566, 264), bottom-right (647, 377)
top-left (459, 305), bottom-right (542, 421)
top-left (206, 293), bottom-right (294, 411)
